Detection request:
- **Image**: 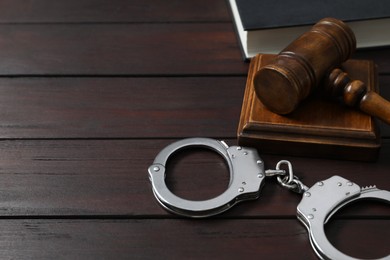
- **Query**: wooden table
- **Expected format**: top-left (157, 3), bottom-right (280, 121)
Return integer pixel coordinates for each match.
top-left (0, 1), bottom-right (388, 259)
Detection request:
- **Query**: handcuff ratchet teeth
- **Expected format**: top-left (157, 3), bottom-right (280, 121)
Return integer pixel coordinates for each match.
top-left (148, 138), bottom-right (390, 259)
top-left (298, 175), bottom-right (390, 260)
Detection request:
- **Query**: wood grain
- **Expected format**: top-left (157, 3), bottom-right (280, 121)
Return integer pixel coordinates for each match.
top-left (0, 77), bottom-right (245, 138)
top-left (0, 23), bottom-right (387, 76)
top-left (0, 24), bottom-right (247, 76)
top-left (0, 139), bottom-right (388, 217)
top-left (354, 47), bottom-right (390, 74)
top-left (0, 1), bottom-right (387, 259)
top-left (0, 76), bottom-right (388, 139)
top-left (0, 219), bottom-right (387, 260)
top-left (0, 0), bottom-right (230, 23)
top-left (0, 219), bottom-right (316, 260)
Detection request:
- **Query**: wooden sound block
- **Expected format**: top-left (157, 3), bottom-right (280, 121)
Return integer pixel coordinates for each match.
top-left (237, 54), bottom-right (380, 161)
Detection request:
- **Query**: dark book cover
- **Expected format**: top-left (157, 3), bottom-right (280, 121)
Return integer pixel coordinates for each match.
top-left (237, 0), bottom-right (390, 30)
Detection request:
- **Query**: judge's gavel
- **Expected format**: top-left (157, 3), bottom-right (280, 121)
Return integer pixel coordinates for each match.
top-left (253, 17), bottom-right (390, 125)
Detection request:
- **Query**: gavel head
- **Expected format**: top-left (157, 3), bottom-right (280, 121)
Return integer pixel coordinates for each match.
top-left (253, 18), bottom-right (356, 114)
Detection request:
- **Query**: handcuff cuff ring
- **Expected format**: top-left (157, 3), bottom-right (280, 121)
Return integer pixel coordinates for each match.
top-left (148, 138), bottom-right (265, 218)
top-left (297, 175), bottom-right (390, 260)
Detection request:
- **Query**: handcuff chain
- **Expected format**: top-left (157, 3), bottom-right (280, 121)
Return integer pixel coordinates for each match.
top-left (265, 160), bottom-right (309, 194)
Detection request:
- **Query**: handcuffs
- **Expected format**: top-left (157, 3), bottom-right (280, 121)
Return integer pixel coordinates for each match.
top-left (148, 138), bottom-right (390, 260)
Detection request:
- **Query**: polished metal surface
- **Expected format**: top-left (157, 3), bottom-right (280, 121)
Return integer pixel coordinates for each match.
top-left (297, 175), bottom-right (390, 260)
top-left (148, 138), bottom-right (265, 217)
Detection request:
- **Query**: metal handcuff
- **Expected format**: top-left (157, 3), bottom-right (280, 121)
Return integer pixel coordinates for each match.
top-left (148, 138), bottom-right (390, 260)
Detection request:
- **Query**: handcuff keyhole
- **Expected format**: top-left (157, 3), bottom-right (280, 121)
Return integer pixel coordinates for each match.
top-left (165, 147), bottom-right (230, 201)
top-left (325, 199), bottom-right (390, 259)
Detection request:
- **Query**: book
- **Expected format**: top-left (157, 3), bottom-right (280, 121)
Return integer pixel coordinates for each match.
top-left (228, 0), bottom-right (390, 59)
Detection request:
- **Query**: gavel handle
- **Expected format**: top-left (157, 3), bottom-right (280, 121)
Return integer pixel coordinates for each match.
top-left (360, 91), bottom-right (390, 125)
top-left (327, 68), bottom-right (390, 125)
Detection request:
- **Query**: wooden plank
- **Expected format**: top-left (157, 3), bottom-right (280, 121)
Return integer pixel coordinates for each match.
top-left (0, 219), bottom-right (314, 259)
top-left (0, 24), bottom-right (389, 76)
top-left (0, 219), bottom-right (387, 260)
top-left (0, 0), bottom-right (230, 23)
top-left (354, 47), bottom-right (390, 74)
top-left (0, 139), bottom-right (388, 217)
top-left (0, 24), bottom-right (247, 76)
top-left (0, 77), bottom-right (245, 138)
top-left (0, 76), bottom-right (388, 139)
